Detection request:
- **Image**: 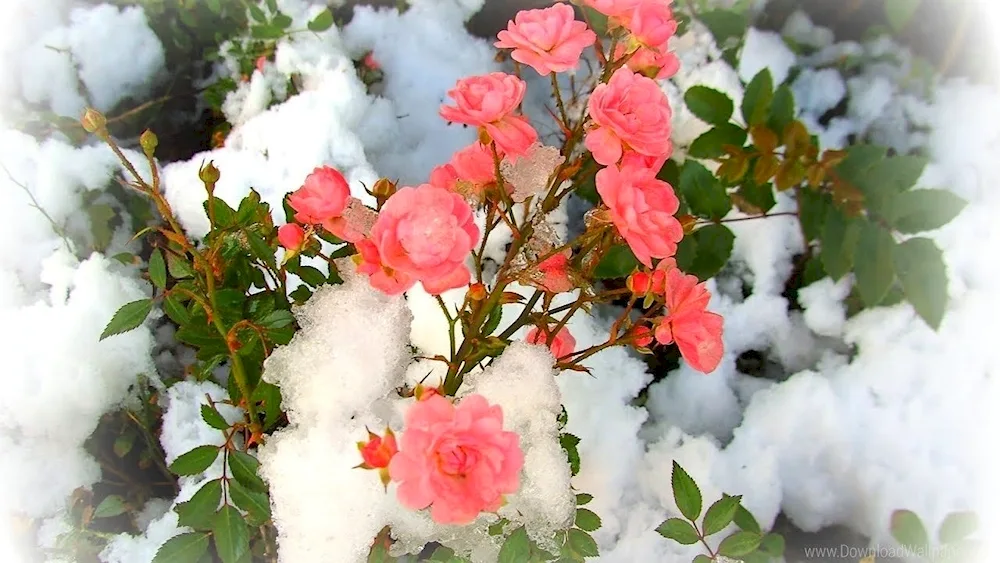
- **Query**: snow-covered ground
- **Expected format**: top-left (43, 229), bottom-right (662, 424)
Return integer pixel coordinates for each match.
top-left (0, 0), bottom-right (997, 562)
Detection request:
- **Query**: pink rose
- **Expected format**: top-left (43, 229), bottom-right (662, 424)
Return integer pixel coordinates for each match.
top-left (323, 197), bottom-right (377, 243)
top-left (277, 224), bottom-right (305, 251)
top-left (535, 249), bottom-right (574, 293)
top-left (368, 184), bottom-right (479, 295)
top-left (614, 42), bottom-right (681, 80)
top-left (526, 325), bottom-right (576, 359)
top-left (632, 324), bottom-right (654, 348)
top-left (653, 265), bottom-right (724, 373)
top-left (624, 0), bottom-right (678, 48)
top-left (495, 3), bottom-right (597, 75)
top-left (585, 67), bottom-right (673, 165)
top-left (582, 0), bottom-right (641, 19)
top-left (287, 166), bottom-right (351, 225)
top-left (430, 142), bottom-right (503, 198)
top-left (596, 163), bottom-right (683, 268)
top-left (620, 149), bottom-right (669, 172)
top-left (439, 73), bottom-right (538, 157)
top-left (256, 56), bottom-right (267, 73)
top-left (355, 238), bottom-right (415, 295)
top-left (389, 394), bottom-right (524, 524)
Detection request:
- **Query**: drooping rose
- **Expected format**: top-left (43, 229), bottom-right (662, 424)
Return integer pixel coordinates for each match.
top-left (439, 73), bottom-right (538, 157)
top-left (277, 224), bottom-right (305, 251)
top-left (389, 394), bottom-right (524, 525)
top-left (585, 67), bottom-right (673, 165)
top-left (526, 325), bottom-right (576, 359)
top-left (596, 163), bottom-right (683, 267)
top-left (287, 166), bottom-right (351, 225)
top-left (368, 184), bottom-right (479, 295)
top-left (653, 264), bottom-right (724, 373)
top-left (355, 238), bottom-right (415, 295)
top-left (495, 3), bottom-right (597, 75)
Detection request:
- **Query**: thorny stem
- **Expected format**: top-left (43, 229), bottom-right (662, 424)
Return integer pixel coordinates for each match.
top-left (435, 295), bottom-right (457, 362)
top-left (551, 73), bottom-right (570, 130)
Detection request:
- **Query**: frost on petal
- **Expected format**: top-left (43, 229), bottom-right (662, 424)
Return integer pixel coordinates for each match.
top-left (500, 143), bottom-right (565, 203)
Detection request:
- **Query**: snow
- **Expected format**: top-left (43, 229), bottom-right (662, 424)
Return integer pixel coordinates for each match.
top-left (737, 28), bottom-right (796, 85)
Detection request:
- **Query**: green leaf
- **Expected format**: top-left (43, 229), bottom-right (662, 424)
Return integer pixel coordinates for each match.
top-left (736, 180), bottom-right (776, 213)
top-left (718, 531), bottom-right (762, 558)
top-left (245, 229), bottom-right (276, 271)
top-left (168, 253), bottom-right (196, 279)
top-left (688, 124), bottom-right (747, 159)
top-left (854, 222), bottom-right (896, 307)
top-left (892, 237), bottom-right (948, 329)
top-left (836, 145), bottom-right (888, 183)
top-left (819, 208), bottom-right (861, 280)
top-left (163, 294), bottom-right (191, 325)
top-left (93, 495), bottom-right (127, 518)
top-left (656, 518), bottom-right (700, 545)
top-left (679, 160), bottom-right (731, 220)
top-left (684, 86), bottom-right (734, 126)
top-left (229, 450), bottom-right (267, 493)
top-left (560, 433), bottom-right (581, 477)
top-left (768, 85), bottom-right (795, 132)
top-left (890, 509), bottom-right (929, 552)
top-left (698, 10), bottom-right (748, 47)
top-left (206, 197), bottom-right (236, 228)
top-left (296, 265), bottom-right (327, 287)
top-left (113, 431), bottom-right (136, 458)
top-left (200, 404), bottom-right (229, 430)
top-left (742, 70), bottom-right (773, 126)
top-left (498, 526), bottom-right (531, 563)
top-left (797, 188), bottom-right (829, 242)
top-left (671, 461), bottom-right (702, 522)
top-left (88, 203), bottom-right (116, 251)
top-left (889, 189), bottom-right (966, 233)
top-left (307, 8), bottom-right (335, 32)
top-left (168, 445), bottom-right (221, 476)
top-left (566, 528), bottom-right (599, 558)
top-left (760, 532), bottom-right (785, 556)
top-left (149, 249), bottom-right (167, 289)
top-left (151, 532), bottom-right (210, 563)
top-left (247, 4), bottom-right (266, 22)
top-left (938, 511), bottom-right (978, 544)
top-left (251, 24), bottom-right (284, 39)
top-left (674, 224), bottom-right (735, 281)
top-left (886, 0), bottom-right (921, 32)
top-left (576, 493), bottom-right (593, 506)
top-left (252, 381), bottom-right (284, 430)
top-left (594, 245), bottom-right (639, 279)
top-left (576, 508), bottom-right (602, 532)
top-left (175, 480), bottom-right (223, 531)
top-left (702, 494), bottom-right (742, 536)
top-left (229, 480), bottom-right (271, 526)
top-left (272, 13), bottom-right (293, 29)
top-left (733, 504), bottom-right (761, 534)
top-left (259, 309), bottom-right (295, 330)
top-left (100, 299), bottom-right (153, 340)
top-left (213, 505), bottom-right (250, 563)
top-left (692, 556), bottom-right (712, 563)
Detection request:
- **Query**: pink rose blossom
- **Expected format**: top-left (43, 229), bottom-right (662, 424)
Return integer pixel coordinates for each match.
top-left (526, 325), bottom-right (576, 359)
top-left (439, 73), bottom-right (538, 157)
top-left (614, 42), bottom-right (681, 80)
top-left (355, 238), bottom-right (415, 295)
top-left (596, 163), bottom-right (683, 268)
top-left (653, 264), bottom-right (724, 373)
top-left (323, 197), bottom-right (377, 243)
top-left (585, 67), bottom-right (673, 165)
top-left (288, 166), bottom-right (351, 225)
top-left (624, 0), bottom-right (678, 48)
top-left (495, 3), bottom-right (597, 75)
top-left (535, 249), bottom-right (574, 293)
top-left (368, 184), bottom-right (479, 295)
top-left (277, 224), bottom-right (305, 251)
top-left (430, 142), bottom-right (503, 198)
top-left (620, 149), bottom-right (669, 172)
top-left (389, 394), bottom-right (524, 525)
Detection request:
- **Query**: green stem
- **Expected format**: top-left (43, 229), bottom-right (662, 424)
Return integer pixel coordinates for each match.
top-left (551, 73), bottom-right (570, 130)
top-left (497, 290), bottom-right (543, 340)
top-left (205, 265), bottom-right (258, 423)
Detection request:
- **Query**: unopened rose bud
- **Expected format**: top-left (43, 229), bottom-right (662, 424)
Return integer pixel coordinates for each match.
top-left (468, 283), bottom-right (487, 301)
top-left (199, 161), bottom-right (221, 192)
top-left (478, 127), bottom-right (492, 146)
top-left (372, 177), bottom-right (396, 202)
top-left (139, 130), bottom-right (158, 158)
top-left (414, 383), bottom-right (441, 401)
top-left (678, 214), bottom-right (697, 235)
top-left (80, 108), bottom-right (107, 135)
top-left (277, 224), bottom-right (306, 252)
top-left (256, 55), bottom-right (267, 73)
top-left (356, 427), bottom-right (398, 490)
top-left (632, 325), bottom-right (653, 348)
top-left (627, 271), bottom-right (651, 295)
top-left (363, 52), bottom-right (380, 70)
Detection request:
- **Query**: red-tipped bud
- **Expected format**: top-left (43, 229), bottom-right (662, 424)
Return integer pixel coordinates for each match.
top-left (278, 224), bottom-right (306, 252)
top-left (357, 427), bottom-right (398, 471)
top-left (468, 283), bottom-right (487, 301)
top-left (632, 325), bottom-right (654, 348)
top-left (627, 271), bottom-right (652, 295)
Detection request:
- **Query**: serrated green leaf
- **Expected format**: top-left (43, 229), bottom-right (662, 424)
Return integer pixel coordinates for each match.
top-left (768, 85), bottom-right (795, 132)
top-left (736, 180), bottom-right (776, 212)
top-left (854, 222), bottom-right (896, 307)
top-left (498, 526), bottom-right (530, 563)
top-left (175, 480), bottom-right (223, 531)
top-left (688, 124), bottom-right (747, 159)
top-left (685, 86), bottom-right (734, 126)
top-left (742, 70), bottom-right (773, 126)
top-left (561, 433), bottom-right (581, 477)
top-left (797, 188), bottom-right (829, 242)
top-left (247, 4), bottom-right (266, 22)
top-left (892, 237), bottom-right (948, 329)
top-left (566, 528), bottom-right (598, 558)
top-left (229, 450), bottom-right (267, 493)
top-left (576, 508), bottom-right (601, 532)
top-left (200, 404), bottom-right (229, 430)
top-left (296, 265), bottom-right (327, 287)
top-left (889, 189), bottom-right (966, 233)
top-left (272, 13), bottom-right (293, 29)
top-left (259, 309), bottom-right (295, 330)
top-left (213, 505), bottom-right (250, 563)
top-left (229, 480), bottom-right (271, 526)
top-left (482, 304), bottom-right (504, 337)
top-left (820, 208), bottom-right (860, 280)
top-left (938, 511), bottom-right (978, 544)
top-left (733, 504), bottom-right (761, 533)
top-left (93, 495), bottom-right (127, 518)
top-left (698, 10), bottom-right (748, 47)
top-left (702, 494), bottom-right (742, 536)
top-left (674, 224), bottom-right (735, 281)
top-left (760, 532), bottom-right (785, 556)
top-left (168, 445), bottom-right (220, 476)
top-left (307, 8), bottom-right (335, 32)
top-left (656, 518), bottom-right (700, 545)
top-left (151, 532), bottom-right (210, 563)
top-left (671, 461), bottom-right (702, 521)
top-left (718, 531), bottom-right (762, 557)
top-left (206, 197), bottom-right (236, 228)
top-left (100, 299), bottom-right (153, 340)
top-left (576, 493), bottom-right (593, 505)
top-left (168, 253), bottom-right (196, 279)
top-left (149, 249), bottom-right (166, 289)
top-left (251, 24), bottom-right (284, 39)
top-left (679, 160), bottom-right (731, 220)
top-left (890, 509), bottom-right (929, 552)
top-left (594, 245), bottom-right (639, 279)
top-left (163, 293), bottom-right (191, 325)
top-left (245, 229), bottom-right (276, 271)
